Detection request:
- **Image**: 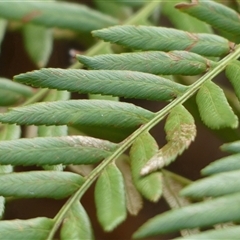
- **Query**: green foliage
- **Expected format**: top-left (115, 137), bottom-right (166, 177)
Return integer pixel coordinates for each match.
top-left (93, 25), bottom-right (230, 56)
top-left (1, 0), bottom-right (240, 239)
top-left (0, 218), bottom-right (54, 240)
top-left (22, 24), bottom-right (53, 68)
top-left (0, 136), bottom-right (117, 166)
top-left (133, 192), bottom-right (240, 238)
top-left (60, 202), bottom-right (94, 240)
top-left (14, 69), bottom-right (188, 101)
top-left (77, 51), bottom-right (217, 75)
top-left (175, 0), bottom-right (240, 38)
top-left (0, 78), bottom-right (33, 106)
top-left (95, 164), bottom-right (127, 231)
top-left (130, 132), bottom-right (162, 202)
top-left (225, 60), bottom-right (240, 101)
top-left (196, 80), bottom-right (238, 129)
top-left (0, 100), bottom-right (154, 128)
top-left (0, 1), bottom-right (118, 32)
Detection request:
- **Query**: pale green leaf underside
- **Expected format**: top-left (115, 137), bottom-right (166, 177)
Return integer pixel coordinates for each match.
top-left (201, 153), bottom-right (240, 175)
top-left (133, 192), bottom-right (240, 238)
top-left (130, 132), bottom-right (162, 202)
top-left (38, 91), bottom-right (70, 137)
top-left (42, 89), bottom-right (70, 102)
top-left (23, 24), bottom-right (53, 68)
top-left (0, 136), bottom-right (117, 166)
top-left (0, 19), bottom-right (7, 53)
top-left (0, 100), bottom-right (155, 128)
top-left (0, 1), bottom-right (118, 32)
top-left (14, 69), bottom-right (188, 101)
top-left (141, 105), bottom-right (196, 174)
top-left (61, 201), bottom-right (94, 240)
top-left (181, 169), bottom-right (240, 198)
top-left (38, 89), bottom-right (69, 171)
top-left (225, 60), bottom-right (240, 101)
top-left (38, 125), bottom-right (68, 138)
top-left (0, 77), bottom-right (33, 105)
top-left (0, 197), bottom-right (4, 219)
top-left (113, 0), bottom-right (146, 6)
top-left (162, 0), bottom-right (212, 33)
top-left (176, 0), bottom-right (240, 37)
top-left (196, 81), bottom-right (238, 129)
top-left (0, 217), bottom-right (53, 240)
top-left (77, 51), bottom-right (217, 76)
top-left (95, 164), bottom-right (127, 231)
top-left (93, 25), bottom-right (230, 56)
top-left (0, 78), bottom-right (33, 97)
top-left (175, 226), bottom-right (240, 240)
top-left (0, 90), bottom-right (23, 106)
top-left (0, 124), bottom-right (21, 141)
top-left (221, 140), bottom-right (240, 153)
top-left (0, 171), bottom-right (84, 199)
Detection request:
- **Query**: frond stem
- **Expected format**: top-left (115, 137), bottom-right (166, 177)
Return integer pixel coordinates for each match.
top-left (47, 44), bottom-right (240, 239)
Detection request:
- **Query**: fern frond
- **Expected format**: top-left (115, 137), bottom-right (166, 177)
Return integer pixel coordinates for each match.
top-left (0, 100), bottom-right (155, 128)
top-left (0, 1), bottom-right (118, 32)
top-left (176, 0), bottom-right (240, 38)
top-left (78, 51), bottom-right (217, 75)
top-left (93, 25), bottom-right (232, 56)
top-left (14, 69), bottom-right (188, 101)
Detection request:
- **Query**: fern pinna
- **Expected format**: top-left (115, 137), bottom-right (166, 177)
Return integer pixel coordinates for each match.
top-left (0, 0), bottom-right (240, 239)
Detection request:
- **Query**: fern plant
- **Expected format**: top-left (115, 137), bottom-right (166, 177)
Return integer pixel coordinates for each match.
top-left (0, 0), bottom-right (240, 239)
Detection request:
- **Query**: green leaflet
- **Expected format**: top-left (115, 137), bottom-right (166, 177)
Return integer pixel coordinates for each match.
top-left (201, 153), bottom-right (240, 175)
top-left (175, 0), bottom-right (240, 38)
top-left (38, 90), bottom-right (70, 171)
top-left (95, 164), bottom-right (127, 231)
top-left (117, 156), bottom-right (143, 215)
top-left (196, 80), bottom-right (238, 129)
top-left (181, 169), bottom-right (240, 198)
top-left (94, 0), bottom-right (132, 20)
top-left (61, 201), bottom-right (94, 240)
top-left (175, 226), bottom-right (240, 240)
top-left (0, 136), bottom-right (117, 166)
top-left (112, 0), bottom-right (146, 6)
top-left (130, 132), bottom-right (162, 202)
top-left (0, 78), bottom-right (33, 96)
top-left (0, 197), bottom-right (4, 219)
top-left (0, 1), bottom-right (118, 32)
top-left (141, 105), bottom-right (196, 175)
top-left (225, 60), bottom-right (240, 101)
top-left (0, 124), bottom-right (21, 172)
top-left (38, 125), bottom-right (68, 138)
top-left (0, 19), bottom-right (7, 54)
top-left (221, 140), bottom-right (240, 153)
top-left (77, 51), bottom-right (217, 75)
top-left (0, 171), bottom-right (84, 199)
top-left (92, 26), bottom-right (230, 57)
top-left (162, 0), bottom-right (212, 33)
top-left (0, 78), bottom-right (33, 106)
top-left (0, 217), bottom-right (54, 240)
top-left (22, 24), bottom-right (53, 68)
top-left (133, 192), bottom-right (240, 238)
top-left (0, 124), bottom-right (21, 218)
top-left (14, 69), bottom-right (188, 101)
top-left (0, 90), bottom-right (23, 106)
top-left (0, 124), bottom-right (21, 141)
top-left (0, 100), bottom-right (155, 128)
